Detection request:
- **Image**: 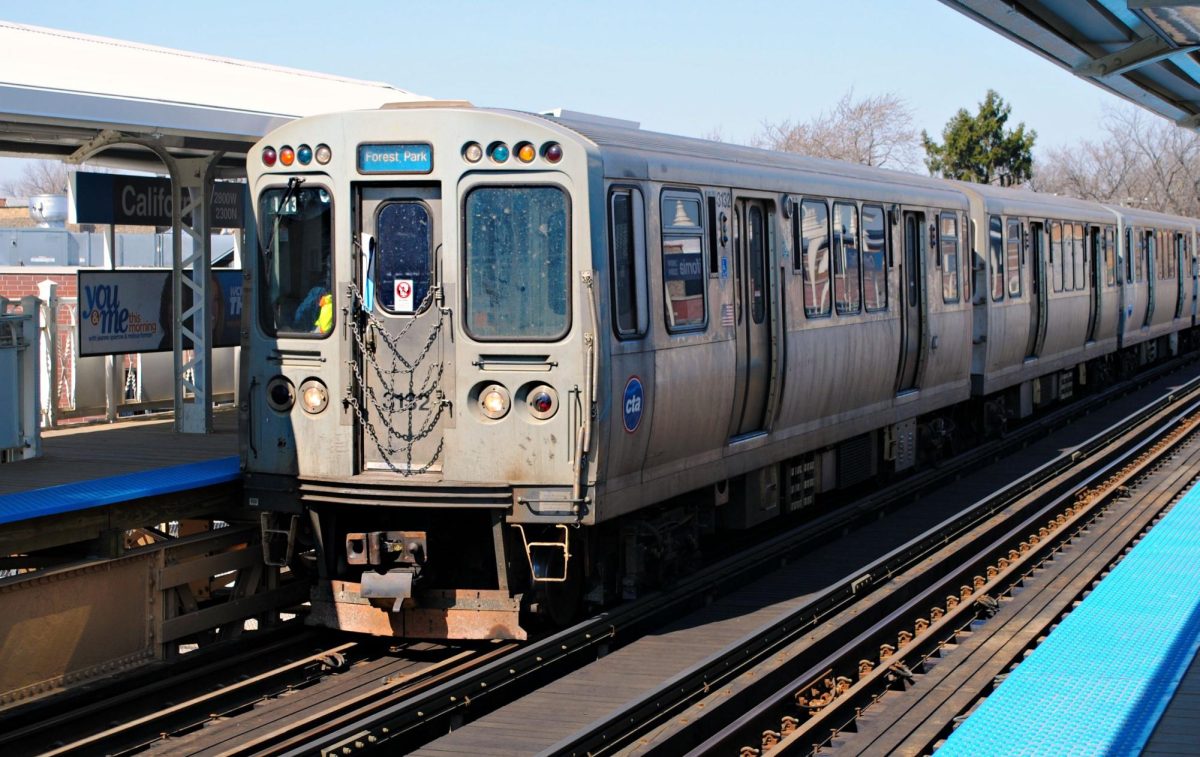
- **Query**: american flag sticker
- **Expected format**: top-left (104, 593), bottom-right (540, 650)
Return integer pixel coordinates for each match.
top-left (721, 303), bottom-right (735, 326)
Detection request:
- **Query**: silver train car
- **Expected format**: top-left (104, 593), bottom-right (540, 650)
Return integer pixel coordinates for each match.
top-left (243, 103), bottom-right (1198, 639)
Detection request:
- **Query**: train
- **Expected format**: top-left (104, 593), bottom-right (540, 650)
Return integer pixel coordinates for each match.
top-left (242, 102), bottom-right (1198, 640)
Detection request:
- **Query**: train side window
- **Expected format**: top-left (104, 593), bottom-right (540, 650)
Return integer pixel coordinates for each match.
top-left (940, 211), bottom-right (960, 303)
top-left (707, 195), bottom-right (720, 276)
top-left (833, 202), bottom-right (861, 314)
top-left (1005, 218), bottom-right (1023, 299)
top-left (1177, 233), bottom-right (1187, 280)
top-left (989, 215), bottom-right (1004, 301)
top-left (1074, 222), bottom-right (1086, 290)
top-left (660, 189), bottom-right (707, 332)
top-left (800, 199), bottom-right (831, 318)
top-left (1103, 227), bottom-right (1116, 287)
top-left (1125, 227), bottom-right (1134, 283)
top-left (1050, 221), bottom-right (1062, 293)
top-left (609, 187), bottom-right (647, 338)
top-left (862, 204), bottom-right (887, 312)
top-left (1140, 230), bottom-right (1151, 283)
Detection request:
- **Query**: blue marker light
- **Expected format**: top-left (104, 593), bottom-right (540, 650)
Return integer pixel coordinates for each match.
top-left (296, 144), bottom-right (313, 165)
top-left (490, 142), bottom-right (510, 163)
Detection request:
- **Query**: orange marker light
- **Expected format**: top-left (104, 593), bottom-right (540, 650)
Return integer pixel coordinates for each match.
top-left (516, 142), bottom-right (536, 163)
top-left (279, 146), bottom-right (296, 166)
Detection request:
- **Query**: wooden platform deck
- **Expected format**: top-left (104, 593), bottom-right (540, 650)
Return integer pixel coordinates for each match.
top-left (0, 409), bottom-right (237, 496)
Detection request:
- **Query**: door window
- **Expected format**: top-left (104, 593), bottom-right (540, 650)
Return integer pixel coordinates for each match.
top-left (375, 202), bottom-right (432, 314)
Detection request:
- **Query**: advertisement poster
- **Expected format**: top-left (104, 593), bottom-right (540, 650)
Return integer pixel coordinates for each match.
top-left (78, 269), bottom-right (243, 356)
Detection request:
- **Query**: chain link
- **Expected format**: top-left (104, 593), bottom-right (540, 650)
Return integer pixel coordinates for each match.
top-left (344, 282), bottom-right (448, 476)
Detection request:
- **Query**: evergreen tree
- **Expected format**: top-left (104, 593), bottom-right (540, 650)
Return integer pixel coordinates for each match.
top-left (922, 90), bottom-right (1036, 186)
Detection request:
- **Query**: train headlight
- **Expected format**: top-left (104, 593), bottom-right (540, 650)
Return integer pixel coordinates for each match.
top-left (480, 384), bottom-right (510, 420)
top-left (315, 144), bottom-right (332, 164)
top-left (266, 376), bottom-right (295, 413)
top-left (527, 384), bottom-right (558, 420)
top-left (299, 378), bottom-right (328, 414)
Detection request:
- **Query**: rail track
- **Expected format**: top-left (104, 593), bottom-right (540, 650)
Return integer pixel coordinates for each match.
top-left (547, 376), bottom-right (1200, 755)
top-left (6, 357), bottom-right (1198, 755)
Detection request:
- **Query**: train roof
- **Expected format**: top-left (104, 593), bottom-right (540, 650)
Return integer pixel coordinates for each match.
top-left (530, 109), bottom-right (967, 200)
top-left (953, 180), bottom-right (1119, 222)
top-left (1103, 202), bottom-right (1198, 230)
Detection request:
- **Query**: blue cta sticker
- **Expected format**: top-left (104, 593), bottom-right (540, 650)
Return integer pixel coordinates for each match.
top-left (622, 376), bottom-right (644, 433)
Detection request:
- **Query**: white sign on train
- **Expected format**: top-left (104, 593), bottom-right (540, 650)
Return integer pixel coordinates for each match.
top-left (395, 278), bottom-right (414, 313)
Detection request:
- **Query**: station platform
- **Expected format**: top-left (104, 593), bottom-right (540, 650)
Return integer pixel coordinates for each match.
top-left (938, 476), bottom-right (1200, 756)
top-left (0, 410), bottom-right (239, 552)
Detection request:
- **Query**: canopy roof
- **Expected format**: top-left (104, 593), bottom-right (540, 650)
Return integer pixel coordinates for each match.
top-left (0, 21), bottom-right (427, 173)
top-left (942, 1), bottom-right (1200, 129)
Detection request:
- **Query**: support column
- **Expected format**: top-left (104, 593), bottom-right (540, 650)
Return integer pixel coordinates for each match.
top-left (37, 279), bottom-right (57, 429)
top-left (171, 156), bottom-right (222, 434)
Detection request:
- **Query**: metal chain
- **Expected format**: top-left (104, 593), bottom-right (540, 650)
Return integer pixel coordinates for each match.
top-left (344, 282), bottom-right (448, 475)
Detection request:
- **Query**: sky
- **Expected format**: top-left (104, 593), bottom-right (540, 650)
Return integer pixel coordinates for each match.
top-left (0, 0), bottom-right (1130, 190)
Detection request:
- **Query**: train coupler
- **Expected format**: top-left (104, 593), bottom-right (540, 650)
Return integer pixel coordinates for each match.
top-left (345, 530), bottom-right (427, 567)
top-left (361, 567), bottom-right (419, 612)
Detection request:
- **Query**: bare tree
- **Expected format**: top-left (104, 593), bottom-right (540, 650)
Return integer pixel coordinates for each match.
top-left (1035, 105), bottom-right (1200, 217)
top-left (1, 160), bottom-right (71, 198)
top-left (755, 89), bottom-right (921, 171)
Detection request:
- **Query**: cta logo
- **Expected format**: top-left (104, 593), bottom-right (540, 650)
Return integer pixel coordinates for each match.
top-left (622, 376), bottom-right (644, 433)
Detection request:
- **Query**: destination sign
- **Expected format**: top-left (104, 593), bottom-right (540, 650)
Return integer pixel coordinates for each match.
top-left (357, 143), bottom-right (433, 174)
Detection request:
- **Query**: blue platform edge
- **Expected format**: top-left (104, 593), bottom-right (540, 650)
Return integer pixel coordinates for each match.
top-left (939, 481), bottom-right (1200, 757)
top-left (0, 455), bottom-right (240, 526)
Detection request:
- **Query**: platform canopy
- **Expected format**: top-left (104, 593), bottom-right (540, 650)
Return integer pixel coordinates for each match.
top-left (941, 1), bottom-right (1200, 129)
top-left (0, 20), bottom-right (428, 173)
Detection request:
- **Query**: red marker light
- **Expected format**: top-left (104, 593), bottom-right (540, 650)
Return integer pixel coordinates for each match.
top-left (542, 142), bottom-right (563, 163)
top-left (532, 391), bottom-right (553, 413)
top-left (279, 145), bottom-right (295, 166)
top-left (262, 147), bottom-right (277, 167)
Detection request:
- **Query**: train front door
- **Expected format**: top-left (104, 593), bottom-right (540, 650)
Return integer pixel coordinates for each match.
top-left (896, 211), bottom-right (925, 393)
top-left (354, 186), bottom-right (447, 474)
top-left (1026, 221), bottom-right (1048, 358)
top-left (730, 198), bottom-right (774, 436)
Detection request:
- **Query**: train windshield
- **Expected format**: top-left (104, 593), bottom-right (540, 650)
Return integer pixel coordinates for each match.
top-left (464, 186), bottom-right (569, 340)
top-left (258, 185), bottom-right (333, 337)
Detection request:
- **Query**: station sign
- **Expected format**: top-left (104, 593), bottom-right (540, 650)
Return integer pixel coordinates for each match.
top-left (71, 172), bottom-right (246, 228)
top-left (357, 143), bottom-right (433, 174)
top-left (77, 269), bottom-right (243, 356)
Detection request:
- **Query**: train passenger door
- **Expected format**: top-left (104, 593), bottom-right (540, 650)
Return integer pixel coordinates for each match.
top-left (730, 198), bottom-right (773, 436)
top-left (896, 211), bottom-right (925, 393)
top-left (354, 186), bottom-right (446, 474)
top-left (1086, 225), bottom-right (1101, 343)
top-left (1025, 221), bottom-right (1048, 358)
top-left (1143, 230), bottom-right (1156, 327)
